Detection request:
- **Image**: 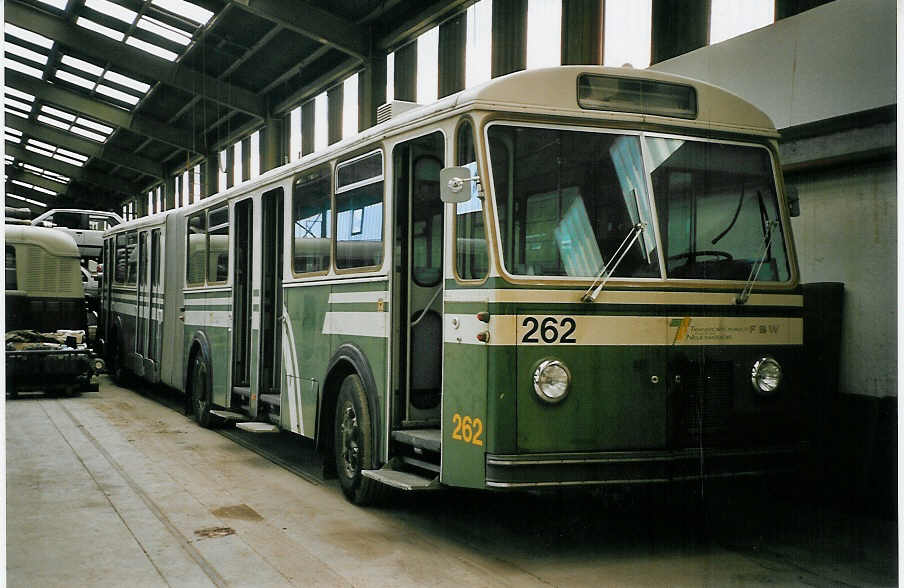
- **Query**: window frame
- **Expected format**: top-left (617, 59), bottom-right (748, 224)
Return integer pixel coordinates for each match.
top-left (452, 116), bottom-right (490, 284)
top-left (206, 205), bottom-right (230, 285)
top-left (185, 210), bottom-right (208, 287)
top-left (333, 147), bottom-right (386, 274)
top-left (290, 164), bottom-right (334, 278)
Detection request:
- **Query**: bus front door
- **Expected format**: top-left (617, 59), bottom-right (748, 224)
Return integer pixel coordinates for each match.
top-left (258, 188), bottom-right (284, 423)
top-left (231, 198), bottom-right (253, 413)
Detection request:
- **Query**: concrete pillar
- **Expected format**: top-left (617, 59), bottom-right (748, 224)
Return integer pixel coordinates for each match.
top-left (327, 84), bottom-right (343, 145)
top-left (187, 165), bottom-right (197, 204)
top-left (393, 41), bottom-right (417, 102)
top-left (301, 100), bottom-right (315, 156)
top-left (260, 117), bottom-right (284, 172)
top-left (775, 0), bottom-right (832, 20)
top-left (225, 147), bottom-right (235, 188)
top-left (650, 0), bottom-right (711, 65)
top-left (491, 0), bottom-right (527, 78)
top-left (241, 136), bottom-right (251, 181)
top-left (358, 56), bottom-right (387, 131)
top-left (561, 0), bottom-right (603, 65)
top-left (135, 193), bottom-right (148, 217)
top-left (203, 153), bottom-right (218, 198)
top-left (164, 174), bottom-right (176, 211)
top-left (438, 13), bottom-right (466, 98)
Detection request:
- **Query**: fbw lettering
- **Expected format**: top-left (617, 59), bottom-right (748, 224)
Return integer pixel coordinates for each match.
top-left (750, 324), bottom-right (781, 334)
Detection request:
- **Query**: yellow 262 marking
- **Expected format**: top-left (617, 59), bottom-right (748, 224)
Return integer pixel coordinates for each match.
top-left (451, 413), bottom-right (483, 446)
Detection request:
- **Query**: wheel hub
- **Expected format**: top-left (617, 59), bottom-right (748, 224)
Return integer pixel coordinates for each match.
top-left (339, 405), bottom-right (360, 478)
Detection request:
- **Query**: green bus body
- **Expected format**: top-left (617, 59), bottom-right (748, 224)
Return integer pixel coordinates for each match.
top-left (101, 66), bottom-right (804, 502)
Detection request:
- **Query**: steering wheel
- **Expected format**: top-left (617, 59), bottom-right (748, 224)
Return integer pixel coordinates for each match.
top-left (668, 250), bottom-right (734, 262)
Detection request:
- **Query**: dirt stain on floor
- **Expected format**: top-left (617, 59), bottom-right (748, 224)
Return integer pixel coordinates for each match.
top-left (211, 504), bottom-right (264, 521)
top-left (194, 526), bottom-right (236, 539)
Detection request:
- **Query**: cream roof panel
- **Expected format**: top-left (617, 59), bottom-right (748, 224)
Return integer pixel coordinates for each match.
top-left (6, 225), bottom-right (81, 258)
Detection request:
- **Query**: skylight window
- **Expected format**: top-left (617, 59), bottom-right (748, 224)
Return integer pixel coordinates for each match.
top-left (36, 0), bottom-right (69, 10)
top-left (56, 70), bottom-right (96, 89)
top-left (104, 71), bottom-right (151, 93)
top-left (61, 55), bottom-right (104, 76)
top-left (76, 118), bottom-right (114, 134)
top-left (25, 139), bottom-right (85, 169)
top-left (37, 105), bottom-right (115, 143)
top-left (152, 0), bottom-right (214, 26)
top-left (37, 115), bottom-right (72, 131)
top-left (96, 84), bottom-right (141, 105)
top-left (6, 88), bottom-right (35, 103)
top-left (125, 37), bottom-right (178, 61)
top-left (8, 193), bottom-right (50, 207)
top-left (5, 23), bottom-right (55, 49)
top-left (23, 164), bottom-right (71, 183)
top-left (137, 16), bottom-right (192, 45)
top-left (11, 180), bottom-right (58, 196)
top-left (6, 128), bottom-right (23, 138)
top-left (41, 105), bottom-right (76, 121)
top-left (70, 127), bottom-right (108, 142)
top-left (5, 59), bottom-right (44, 79)
top-left (76, 17), bottom-right (126, 42)
top-left (6, 134), bottom-right (22, 144)
top-left (6, 42), bottom-right (49, 66)
top-left (26, 144), bottom-right (56, 158)
top-left (84, 0), bottom-right (137, 24)
top-left (7, 98), bottom-right (34, 114)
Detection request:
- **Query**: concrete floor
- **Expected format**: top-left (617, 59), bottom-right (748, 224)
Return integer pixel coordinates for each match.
top-left (6, 378), bottom-right (898, 587)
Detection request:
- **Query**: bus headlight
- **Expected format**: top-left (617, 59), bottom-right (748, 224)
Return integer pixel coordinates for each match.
top-left (750, 356), bottom-right (781, 394)
top-left (533, 359), bottom-right (571, 403)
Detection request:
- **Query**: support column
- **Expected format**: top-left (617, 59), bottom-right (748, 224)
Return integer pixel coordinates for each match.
top-left (561, 0), bottom-right (603, 65)
top-left (301, 100), bottom-right (315, 156)
top-left (327, 84), bottom-right (343, 145)
top-left (651, 0), bottom-right (711, 65)
top-left (225, 147), bottom-right (235, 189)
top-left (187, 165), bottom-right (197, 204)
top-left (393, 41), bottom-right (417, 102)
top-left (241, 136), bottom-right (251, 181)
top-left (136, 193), bottom-right (148, 217)
top-left (164, 174), bottom-right (175, 211)
top-left (775, 0), bottom-right (832, 20)
top-left (260, 117), bottom-right (284, 172)
top-left (358, 56), bottom-right (387, 131)
top-left (438, 13), bottom-right (467, 98)
top-left (203, 152), bottom-right (218, 198)
top-left (491, 0), bottom-right (527, 78)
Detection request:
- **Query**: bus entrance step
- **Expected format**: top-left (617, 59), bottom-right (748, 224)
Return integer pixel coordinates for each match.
top-left (210, 410), bottom-right (245, 421)
top-left (236, 422), bottom-right (279, 433)
top-left (260, 394), bottom-right (281, 407)
top-left (362, 468), bottom-right (440, 491)
top-left (391, 429), bottom-right (441, 453)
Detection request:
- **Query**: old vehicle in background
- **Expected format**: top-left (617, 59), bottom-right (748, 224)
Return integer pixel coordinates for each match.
top-left (31, 208), bottom-right (123, 259)
top-left (6, 224), bottom-right (104, 396)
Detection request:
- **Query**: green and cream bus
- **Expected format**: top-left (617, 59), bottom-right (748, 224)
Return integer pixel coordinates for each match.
top-left (102, 66), bottom-right (804, 504)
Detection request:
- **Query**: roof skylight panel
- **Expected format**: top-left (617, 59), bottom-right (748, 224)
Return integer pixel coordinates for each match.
top-left (5, 59), bottom-right (45, 79)
top-left (41, 105), bottom-right (77, 122)
top-left (69, 126), bottom-right (109, 142)
top-left (60, 55), bottom-right (104, 76)
top-left (28, 139), bottom-right (57, 152)
top-left (55, 70), bottom-right (96, 89)
top-left (84, 0), bottom-right (138, 24)
top-left (6, 88), bottom-right (35, 103)
top-left (25, 144), bottom-right (56, 158)
top-left (6, 128), bottom-right (23, 138)
top-left (6, 98), bottom-right (34, 115)
top-left (137, 15), bottom-right (191, 45)
top-left (103, 70), bottom-right (151, 93)
top-left (6, 42), bottom-right (49, 66)
top-left (58, 148), bottom-right (89, 162)
top-left (8, 193), bottom-right (50, 207)
top-left (35, 0), bottom-right (70, 10)
top-left (96, 84), bottom-right (141, 105)
top-left (76, 17), bottom-right (127, 42)
top-left (75, 118), bottom-right (114, 135)
top-left (5, 23), bottom-right (55, 49)
top-left (6, 134), bottom-right (22, 144)
top-left (151, 0), bottom-right (213, 26)
top-left (37, 115), bottom-right (73, 131)
top-left (125, 36), bottom-right (178, 61)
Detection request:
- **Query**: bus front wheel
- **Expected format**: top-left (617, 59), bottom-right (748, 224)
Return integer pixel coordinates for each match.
top-left (334, 373), bottom-right (385, 505)
top-left (190, 354), bottom-right (214, 428)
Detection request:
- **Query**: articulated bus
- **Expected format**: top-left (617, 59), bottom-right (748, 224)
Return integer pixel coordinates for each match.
top-left (102, 66), bottom-right (805, 504)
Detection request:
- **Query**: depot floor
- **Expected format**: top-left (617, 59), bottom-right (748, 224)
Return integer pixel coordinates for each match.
top-left (6, 378), bottom-right (898, 587)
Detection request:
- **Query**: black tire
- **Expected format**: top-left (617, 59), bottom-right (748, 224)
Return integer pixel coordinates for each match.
top-left (334, 373), bottom-right (387, 505)
top-left (189, 354), bottom-right (214, 428)
top-left (109, 334), bottom-right (129, 387)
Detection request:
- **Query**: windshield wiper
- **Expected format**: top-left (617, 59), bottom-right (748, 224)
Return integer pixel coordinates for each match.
top-left (736, 219), bottom-right (779, 305)
top-left (582, 222), bottom-right (647, 303)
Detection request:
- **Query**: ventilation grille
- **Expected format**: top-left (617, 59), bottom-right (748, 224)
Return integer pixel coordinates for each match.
top-left (376, 100), bottom-right (420, 124)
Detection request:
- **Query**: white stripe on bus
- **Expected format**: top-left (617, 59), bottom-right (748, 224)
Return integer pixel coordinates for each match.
top-left (184, 297), bottom-right (232, 307)
top-left (444, 289), bottom-right (803, 307)
top-left (322, 312), bottom-right (388, 338)
top-left (328, 291), bottom-right (389, 304)
top-left (444, 314), bottom-right (803, 346)
top-left (184, 310), bottom-right (232, 328)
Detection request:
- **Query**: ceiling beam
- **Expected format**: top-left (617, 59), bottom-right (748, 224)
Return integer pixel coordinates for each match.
top-left (6, 115), bottom-right (164, 178)
top-left (7, 144), bottom-right (142, 195)
top-left (231, 0), bottom-right (369, 61)
top-left (7, 71), bottom-right (199, 153)
top-left (7, 168), bottom-right (69, 195)
top-left (271, 57), bottom-right (361, 115)
top-left (7, 1), bottom-right (265, 119)
top-left (378, 0), bottom-right (476, 51)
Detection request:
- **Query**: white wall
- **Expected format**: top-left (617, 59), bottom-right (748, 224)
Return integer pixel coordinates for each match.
top-left (651, 0), bottom-right (895, 128)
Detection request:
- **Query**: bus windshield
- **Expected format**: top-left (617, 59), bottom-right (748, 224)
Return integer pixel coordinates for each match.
top-left (487, 124), bottom-right (790, 282)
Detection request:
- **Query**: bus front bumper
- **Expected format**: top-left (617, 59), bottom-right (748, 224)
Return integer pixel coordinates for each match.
top-left (485, 446), bottom-right (802, 488)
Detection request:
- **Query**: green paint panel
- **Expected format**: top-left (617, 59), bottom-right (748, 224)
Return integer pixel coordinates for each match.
top-left (516, 345), bottom-right (668, 452)
top-left (442, 304), bottom-right (488, 488)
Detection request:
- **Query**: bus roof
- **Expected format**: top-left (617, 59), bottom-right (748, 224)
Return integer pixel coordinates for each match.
top-left (6, 224), bottom-right (81, 258)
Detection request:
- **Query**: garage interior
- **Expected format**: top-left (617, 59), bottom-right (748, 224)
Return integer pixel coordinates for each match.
top-left (4, 0), bottom-right (897, 585)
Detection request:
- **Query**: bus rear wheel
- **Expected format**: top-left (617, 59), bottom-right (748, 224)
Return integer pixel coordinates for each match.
top-left (334, 373), bottom-right (386, 505)
top-left (190, 354), bottom-right (214, 428)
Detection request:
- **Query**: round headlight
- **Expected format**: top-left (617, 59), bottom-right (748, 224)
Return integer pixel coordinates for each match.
top-left (751, 356), bottom-right (781, 394)
top-left (93, 358), bottom-right (105, 372)
top-left (533, 359), bottom-right (571, 403)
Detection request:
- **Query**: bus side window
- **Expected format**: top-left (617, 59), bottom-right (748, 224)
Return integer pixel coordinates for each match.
top-left (454, 120), bottom-right (488, 280)
top-left (187, 212), bottom-right (208, 285)
top-left (292, 166), bottom-right (332, 274)
top-left (126, 232), bottom-right (139, 285)
top-left (208, 206), bottom-right (229, 283)
top-left (6, 245), bottom-right (17, 290)
top-left (335, 150), bottom-right (384, 270)
top-left (114, 233), bottom-right (128, 284)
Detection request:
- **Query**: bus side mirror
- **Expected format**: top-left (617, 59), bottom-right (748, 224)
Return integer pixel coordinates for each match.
top-left (440, 166), bottom-right (479, 204)
top-left (786, 185), bottom-right (800, 217)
